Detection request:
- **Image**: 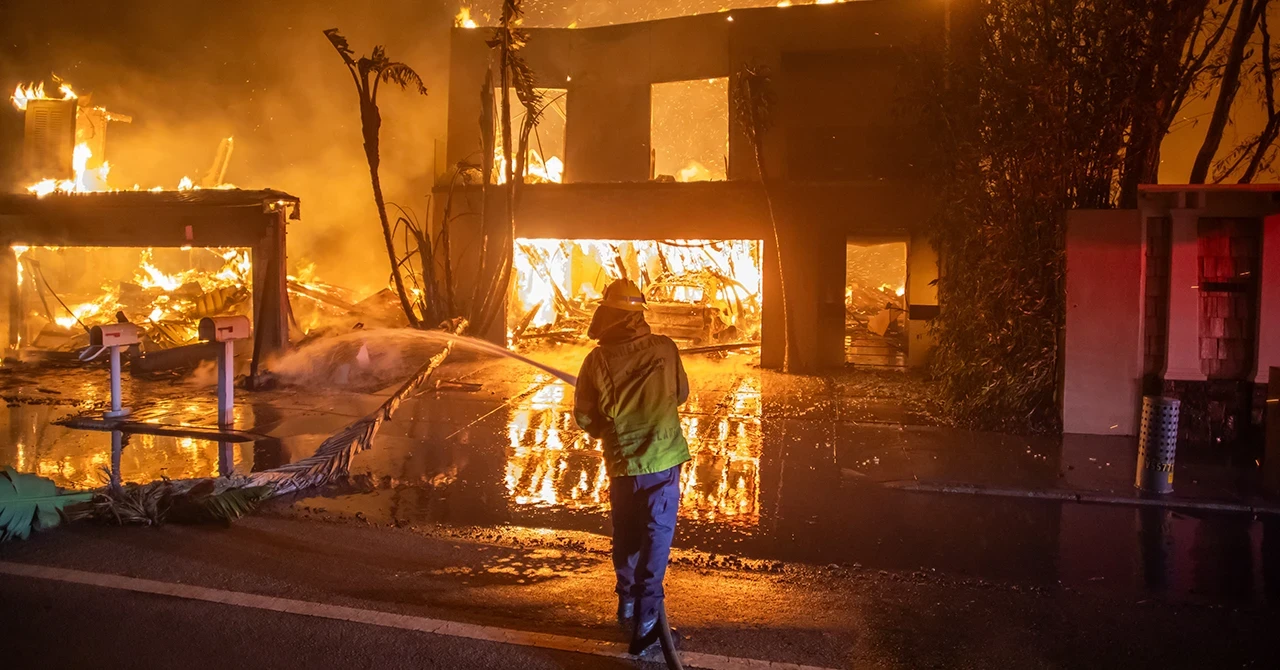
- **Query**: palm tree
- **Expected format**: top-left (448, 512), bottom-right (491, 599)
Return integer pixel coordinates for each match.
top-left (734, 64), bottom-right (791, 372)
top-left (324, 28), bottom-right (428, 327)
top-left (472, 0), bottom-right (541, 337)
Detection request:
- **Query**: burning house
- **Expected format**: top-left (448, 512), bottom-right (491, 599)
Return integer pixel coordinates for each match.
top-left (0, 80), bottom-right (298, 369)
top-left (435, 0), bottom-right (946, 371)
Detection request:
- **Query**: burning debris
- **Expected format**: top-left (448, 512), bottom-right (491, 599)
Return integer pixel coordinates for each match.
top-left (509, 238), bottom-right (762, 347)
top-left (12, 246), bottom-right (253, 352)
top-left (10, 78), bottom-right (232, 196)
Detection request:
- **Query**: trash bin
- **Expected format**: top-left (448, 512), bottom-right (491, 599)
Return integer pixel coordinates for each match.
top-left (1136, 396), bottom-right (1179, 494)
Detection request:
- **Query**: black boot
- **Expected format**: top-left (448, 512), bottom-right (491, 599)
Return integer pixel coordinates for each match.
top-left (616, 595), bottom-right (635, 624)
top-left (628, 612), bottom-right (659, 656)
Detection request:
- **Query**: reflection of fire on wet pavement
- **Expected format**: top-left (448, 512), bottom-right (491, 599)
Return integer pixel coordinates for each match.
top-left (502, 370), bottom-right (762, 528)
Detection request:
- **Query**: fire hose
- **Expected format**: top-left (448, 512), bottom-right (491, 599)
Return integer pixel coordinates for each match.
top-left (657, 605), bottom-right (684, 670)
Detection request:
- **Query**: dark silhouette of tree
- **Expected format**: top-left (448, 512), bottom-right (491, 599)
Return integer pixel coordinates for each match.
top-left (324, 28), bottom-right (428, 327)
top-left (471, 0), bottom-right (541, 338)
top-left (918, 0), bottom-right (1237, 432)
top-left (1190, 0), bottom-right (1270, 183)
top-left (733, 64), bottom-right (790, 372)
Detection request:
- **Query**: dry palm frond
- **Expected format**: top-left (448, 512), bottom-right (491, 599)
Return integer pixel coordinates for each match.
top-left (165, 480), bottom-right (273, 524)
top-left (88, 476), bottom-right (273, 527)
top-left (89, 476), bottom-right (171, 527)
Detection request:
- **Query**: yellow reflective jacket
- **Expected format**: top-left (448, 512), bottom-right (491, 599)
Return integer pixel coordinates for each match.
top-left (573, 332), bottom-right (691, 477)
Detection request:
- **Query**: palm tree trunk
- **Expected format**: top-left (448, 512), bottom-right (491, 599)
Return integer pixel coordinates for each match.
top-left (753, 144), bottom-right (791, 373)
top-left (368, 160), bottom-right (420, 327)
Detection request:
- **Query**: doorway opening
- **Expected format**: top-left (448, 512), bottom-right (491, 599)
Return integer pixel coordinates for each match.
top-left (844, 239), bottom-right (906, 368)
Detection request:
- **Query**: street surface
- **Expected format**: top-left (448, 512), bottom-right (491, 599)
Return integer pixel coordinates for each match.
top-left (2, 511), bottom-right (1278, 669)
top-left (3, 345), bottom-right (1279, 667)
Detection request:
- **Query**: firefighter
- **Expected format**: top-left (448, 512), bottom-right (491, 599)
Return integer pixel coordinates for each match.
top-left (573, 278), bottom-right (691, 656)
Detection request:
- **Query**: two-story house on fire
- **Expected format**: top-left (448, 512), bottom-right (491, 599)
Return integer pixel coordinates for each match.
top-left (433, 0), bottom-right (955, 371)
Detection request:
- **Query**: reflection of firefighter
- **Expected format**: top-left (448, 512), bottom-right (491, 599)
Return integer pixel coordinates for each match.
top-left (573, 279), bottom-right (691, 656)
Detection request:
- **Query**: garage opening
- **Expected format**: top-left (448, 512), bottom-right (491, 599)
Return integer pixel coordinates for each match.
top-left (845, 239), bottom-right (906, 367)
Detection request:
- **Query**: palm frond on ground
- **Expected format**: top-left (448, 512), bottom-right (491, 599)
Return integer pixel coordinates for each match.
top-left (0, 466), bottom-right (92, 541)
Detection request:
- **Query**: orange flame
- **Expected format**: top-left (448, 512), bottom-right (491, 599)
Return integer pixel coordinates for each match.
top-left (455, 7), bottom-right (478, 28)
top-left (11, 80), bottom-right (77, 112)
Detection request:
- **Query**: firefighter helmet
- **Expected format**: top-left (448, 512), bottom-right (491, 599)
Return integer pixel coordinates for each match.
top-left (599, 279), bottom-right (647, 312)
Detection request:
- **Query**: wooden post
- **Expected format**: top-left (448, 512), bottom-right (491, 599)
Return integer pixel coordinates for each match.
top-left (250, 209), bottom-right (290, 361)
top-left (0, 245), bottom-right (18, 358)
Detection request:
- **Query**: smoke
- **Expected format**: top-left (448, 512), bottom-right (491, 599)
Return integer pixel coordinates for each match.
top-left (0, 0), bottom-right (450, 297)
top-left (266, 329), bottom-right (448, 392)
top-left (0, 0), bottom-right (789, 299)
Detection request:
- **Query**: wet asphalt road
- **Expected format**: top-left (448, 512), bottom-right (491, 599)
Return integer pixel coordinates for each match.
top-left (3, 514), bottom-right (1279, 669)
top-left (8, 352), bottom-right (1279, 608)
top-left (4, 347), bottom-right (1280, 666)
top-left (3, 576), bottom-right (637, 670)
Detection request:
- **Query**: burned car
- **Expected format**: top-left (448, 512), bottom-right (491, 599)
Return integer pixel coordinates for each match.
top-left (643, 270), bottom-right (758, 345)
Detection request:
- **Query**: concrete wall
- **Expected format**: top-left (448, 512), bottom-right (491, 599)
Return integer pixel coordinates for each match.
top-left (444, 0), bottom-right (945, 185)
top-left (1063, 210), bottom-right (1145, 436)
top-left (906, 230), bottom-right (938, 368)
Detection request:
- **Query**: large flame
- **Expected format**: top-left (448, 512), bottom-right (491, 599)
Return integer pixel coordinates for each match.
top-left (456, 7), bottom-right (478, 28)
top-left (14, 78), bottom-right (232, 197)
top-left (10, 81), bottom-right (77, 112)
top-left (508, 239), bottom-right (763, 341)
top-left (494, 146), bottom-right (564, 185)
top-left (14, 246), bottom-right (254, 346)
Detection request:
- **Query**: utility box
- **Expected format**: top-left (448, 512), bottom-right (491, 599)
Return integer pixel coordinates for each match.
top-left (22, 98), bottom-right (77, 181)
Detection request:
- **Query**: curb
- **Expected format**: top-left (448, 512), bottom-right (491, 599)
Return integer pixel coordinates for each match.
top-left (882, 480), bottom-right (1280, 516)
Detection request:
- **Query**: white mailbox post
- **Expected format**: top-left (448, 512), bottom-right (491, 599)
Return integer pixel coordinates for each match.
top-left (198, 316), bottom-right (251, 426)
top-left (88, 324), bottom-right (141, 419)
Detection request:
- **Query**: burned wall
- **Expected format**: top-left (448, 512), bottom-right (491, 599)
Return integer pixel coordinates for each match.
top-left (444, 1), bottom-right (945, 186)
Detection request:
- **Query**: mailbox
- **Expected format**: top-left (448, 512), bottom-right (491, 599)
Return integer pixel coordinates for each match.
top-left (90, 323), bottom-right (141, 347)
top-left (86, 323), bottom-right (140, 419)
top-left (199, 315), bottom-right (251, 428)
top-left (199, 316), bottom-right (251, 343)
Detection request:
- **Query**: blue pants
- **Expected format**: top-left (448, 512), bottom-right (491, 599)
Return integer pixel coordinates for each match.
top-left (609, 464), bottom-right (681, 619)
